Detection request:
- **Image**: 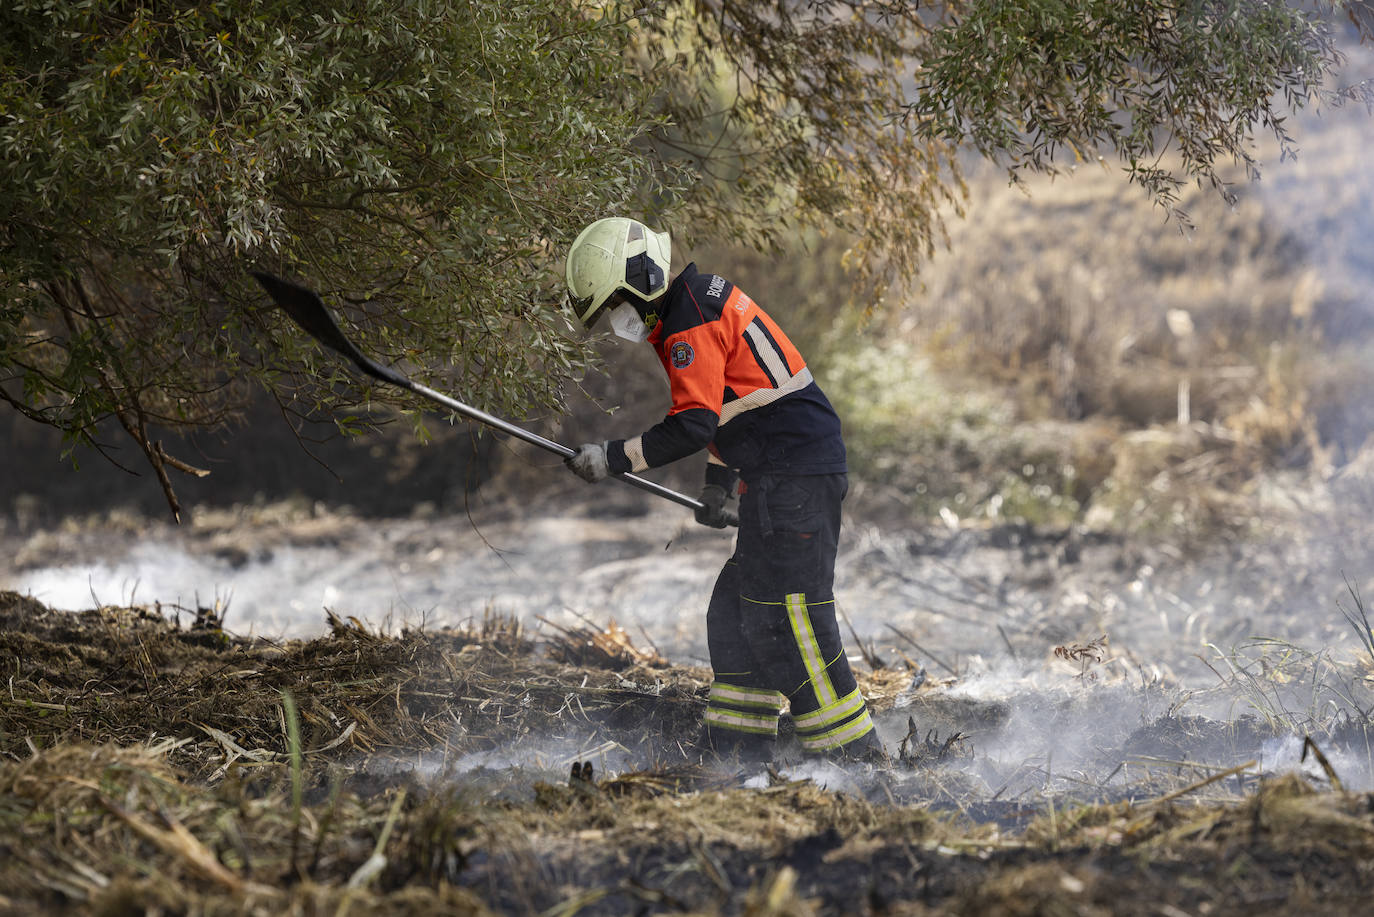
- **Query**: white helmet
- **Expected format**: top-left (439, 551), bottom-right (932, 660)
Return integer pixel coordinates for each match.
top-left (565, 217), bottom-right (672, 330)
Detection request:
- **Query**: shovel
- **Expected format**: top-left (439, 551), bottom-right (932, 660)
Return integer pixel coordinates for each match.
top-left (250, 271), bottom-right (711, 515)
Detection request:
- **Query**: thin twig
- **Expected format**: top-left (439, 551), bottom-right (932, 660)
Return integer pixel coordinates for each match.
top-left (884, 624), bottom-right (958, 677)
top-left (838, 602), bottom-right (886, 670)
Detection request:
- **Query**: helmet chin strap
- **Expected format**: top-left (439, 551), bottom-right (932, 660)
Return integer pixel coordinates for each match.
top-left (619, 285), bottom-right (653, 313)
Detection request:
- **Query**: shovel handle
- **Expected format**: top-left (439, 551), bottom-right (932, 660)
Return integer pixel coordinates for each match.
top-left (408, 382), bottom-right (708, 513)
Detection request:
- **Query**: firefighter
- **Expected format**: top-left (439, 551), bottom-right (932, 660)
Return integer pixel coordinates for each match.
top-left (562, 217), bottom-right (886, 765)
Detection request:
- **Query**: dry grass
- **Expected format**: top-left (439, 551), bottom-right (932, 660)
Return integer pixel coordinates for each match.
top-left (6, 592), bottom-right (1374, 915)
top-left (0, 592), bottom-right (707, 783)
top-left (903, 141), bottom-right (1365, 435)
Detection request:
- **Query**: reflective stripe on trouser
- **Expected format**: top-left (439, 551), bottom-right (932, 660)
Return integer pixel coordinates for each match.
top-left (776, 591), bottom-right (875, 750)
top-left (704, 681), bottom-right (786, 737)
top-left (707, 473), bottom-right (877, 757)
top-left (706, 560), bottom-right (784, 757)
top-left (792, 686), bottom-right (875, 752)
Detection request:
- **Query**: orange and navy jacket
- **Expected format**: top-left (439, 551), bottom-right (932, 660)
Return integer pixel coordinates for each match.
top-left (605, 263), bottom-right (846, 483)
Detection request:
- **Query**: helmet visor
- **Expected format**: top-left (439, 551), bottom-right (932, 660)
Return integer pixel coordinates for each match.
top-left (573, 289), bottom-right (626, 330)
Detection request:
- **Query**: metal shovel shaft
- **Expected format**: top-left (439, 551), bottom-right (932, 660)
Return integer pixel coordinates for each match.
top-left (405, 381), bottom-right (704, 511)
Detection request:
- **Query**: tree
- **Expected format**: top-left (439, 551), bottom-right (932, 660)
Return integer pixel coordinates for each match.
top-left (2, 0), bottom-right (1369, 517)
top-left (641, 1), bottom-right (1373, 293)
top-left (0, 0), bottom-right (671, 518)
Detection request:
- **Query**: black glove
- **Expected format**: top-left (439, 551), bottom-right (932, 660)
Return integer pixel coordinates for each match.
top-left (695, 483), bottom-right (738, 528)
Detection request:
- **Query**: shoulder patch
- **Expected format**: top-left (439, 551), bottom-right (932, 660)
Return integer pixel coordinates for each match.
top-left (669, 340), bottom-right (695, 369)
top-left (705, 274), bottom-right (727, 300)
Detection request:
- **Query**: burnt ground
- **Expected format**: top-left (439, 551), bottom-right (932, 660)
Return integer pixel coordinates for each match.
top-left (3, 590), bottom-right (1374, 916)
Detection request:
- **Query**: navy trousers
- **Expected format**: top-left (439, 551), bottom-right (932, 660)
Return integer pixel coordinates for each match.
top-left (703, 473), bottom-right (879, 760)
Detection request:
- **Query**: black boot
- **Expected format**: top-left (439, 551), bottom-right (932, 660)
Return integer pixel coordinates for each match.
top-left (827, 728), bottom-right (889, 767)
top-left (704, 724), bottom-right (775, 766)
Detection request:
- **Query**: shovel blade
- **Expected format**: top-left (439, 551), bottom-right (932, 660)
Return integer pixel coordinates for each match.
top-left (251, 271), bottom-right (366, 363)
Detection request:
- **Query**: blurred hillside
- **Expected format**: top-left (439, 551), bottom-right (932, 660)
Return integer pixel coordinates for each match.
top-left (668, 90), bottom-right (1374, 542)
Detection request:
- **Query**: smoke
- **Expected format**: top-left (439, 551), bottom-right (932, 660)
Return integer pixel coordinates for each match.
top-left (425, 732), bottom-right (644, 781)
top-left (6, 488), bottom-right (1374, 802)
top-left (1257, 734), bottom-right (1374, 791)
top-left (2, 506), bottom-right (727, 644)
top-left (876, 659), bottom-right (1374, 799)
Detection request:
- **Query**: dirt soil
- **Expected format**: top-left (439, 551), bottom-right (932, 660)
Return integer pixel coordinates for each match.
top-left (4, 590), bottom-right (1374, 916)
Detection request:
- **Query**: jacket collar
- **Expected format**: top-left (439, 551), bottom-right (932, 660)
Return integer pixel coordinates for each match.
top-left (648, 262), bottom-right (698, 345)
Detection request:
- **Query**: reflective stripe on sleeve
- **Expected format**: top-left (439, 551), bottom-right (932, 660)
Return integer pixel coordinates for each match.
top-left (622, 435), bottom-right (648, 472)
